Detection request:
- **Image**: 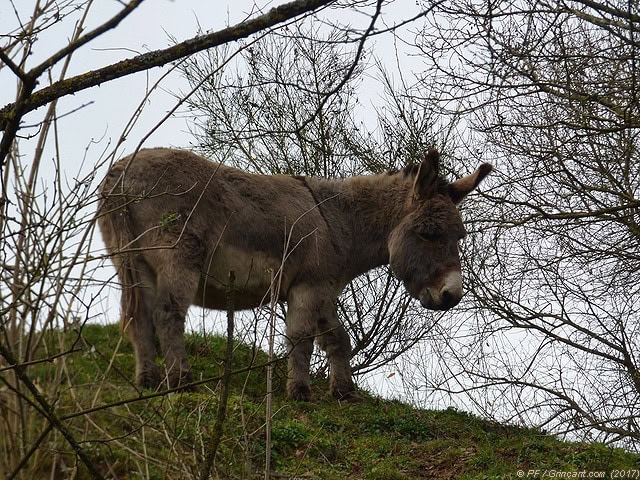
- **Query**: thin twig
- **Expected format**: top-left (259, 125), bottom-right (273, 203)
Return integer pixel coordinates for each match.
top-left (265, 268), bottom-right (279, 479)
top-left (199, 271), bottom-right (236, 480)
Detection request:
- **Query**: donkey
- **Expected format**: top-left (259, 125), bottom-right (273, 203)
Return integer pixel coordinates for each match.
top-left (97, 147), bottom-right (491, 401)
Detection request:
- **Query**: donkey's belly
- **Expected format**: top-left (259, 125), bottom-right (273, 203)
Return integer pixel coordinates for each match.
top-left (193, 246), bottom-right (286, 310)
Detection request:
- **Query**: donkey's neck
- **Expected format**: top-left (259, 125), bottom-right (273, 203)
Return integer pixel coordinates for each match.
top-left (307, 172), bottom-right (411, 281)
top-left (344, 173), bottom-right (411, 270)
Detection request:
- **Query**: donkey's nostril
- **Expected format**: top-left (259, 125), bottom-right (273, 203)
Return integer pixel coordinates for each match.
top-left (441, 290), bottom-right (450, 304)
top-left (419, 283), bottom-right (461, 310)
top-left (440, 289), bottom-right (460, 309)
top-left (420, 290), bottom-right (433, 309)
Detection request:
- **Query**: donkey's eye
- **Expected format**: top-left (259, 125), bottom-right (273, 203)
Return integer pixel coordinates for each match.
top-left (417, 231), bottom-right (440, 242)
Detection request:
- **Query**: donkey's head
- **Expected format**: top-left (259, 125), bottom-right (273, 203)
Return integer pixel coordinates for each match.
top-left (388, 149), bottom-right (492, 311)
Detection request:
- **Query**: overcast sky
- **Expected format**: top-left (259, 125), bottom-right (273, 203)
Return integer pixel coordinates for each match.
top-left (2, 1), bottom-right (279, 160)
top-left (1, 1), bottom-right (424, 169)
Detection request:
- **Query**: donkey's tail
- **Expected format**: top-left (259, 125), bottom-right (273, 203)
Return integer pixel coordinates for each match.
top-left (97, 197), bottom-right (141, 332)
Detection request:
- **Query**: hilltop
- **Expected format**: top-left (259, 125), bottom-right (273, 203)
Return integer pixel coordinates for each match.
top-left (12, 323), bottom-right (639, 479)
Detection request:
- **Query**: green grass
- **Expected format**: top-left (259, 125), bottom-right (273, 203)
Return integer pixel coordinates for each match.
top-left (5, 323), bottom-right (639, 479)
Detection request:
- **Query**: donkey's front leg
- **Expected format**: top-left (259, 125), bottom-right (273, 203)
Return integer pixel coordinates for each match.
top-left (285, 286), bottom-right (321, 401)
top-left (317, 310), bottom-right (358, 402)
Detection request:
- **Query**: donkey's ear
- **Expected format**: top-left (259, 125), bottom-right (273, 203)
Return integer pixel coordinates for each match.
top-left (412, 149), bottom-right (440, 199)
top-left (448, 163), bottom-right (493, 204)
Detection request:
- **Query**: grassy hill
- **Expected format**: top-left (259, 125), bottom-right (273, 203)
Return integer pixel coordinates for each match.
top-left (6, 323), bottom-right (639, 479)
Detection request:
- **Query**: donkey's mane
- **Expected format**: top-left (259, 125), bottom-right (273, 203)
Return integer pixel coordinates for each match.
top-left (399, 164), bottom-right (420, 177)
top-left (386, 164), bottom-right (450, 195)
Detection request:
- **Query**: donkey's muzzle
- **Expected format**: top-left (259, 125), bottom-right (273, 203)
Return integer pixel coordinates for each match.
top-left (419, 270), bottom-right (463, 311)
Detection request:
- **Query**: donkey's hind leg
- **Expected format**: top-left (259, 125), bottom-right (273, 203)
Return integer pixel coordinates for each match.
top-left (152, 261), bottom-right (200, 389)
top-left (317, 308), bottom-right (358, 401)
top-left (123, 260), bottom-right (162, 389)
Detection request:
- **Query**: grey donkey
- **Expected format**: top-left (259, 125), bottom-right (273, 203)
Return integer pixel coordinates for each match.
top-left (97, 148), bottom-right (492, 401)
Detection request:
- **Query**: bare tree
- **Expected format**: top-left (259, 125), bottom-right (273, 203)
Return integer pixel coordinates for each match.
top-left (179, 17), bottom-right (461, 384)
top-left (398, 0), bottom-right (640, 448)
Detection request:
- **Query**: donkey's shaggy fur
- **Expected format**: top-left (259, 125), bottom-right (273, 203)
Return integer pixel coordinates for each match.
top-left (98, 148), bottom-right (491, 400)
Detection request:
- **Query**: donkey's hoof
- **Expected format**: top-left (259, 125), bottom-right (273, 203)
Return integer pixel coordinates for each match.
top-left (332, 388), bottom-right (362, 403)
top-left (287, 383), bottom-right (312, 402)
top-left (136, 365), bottom-right (162, 389)
top-left (166, 369), bottom-right (194, 391)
